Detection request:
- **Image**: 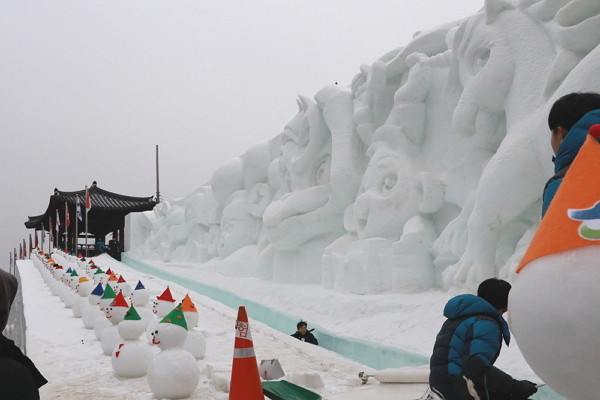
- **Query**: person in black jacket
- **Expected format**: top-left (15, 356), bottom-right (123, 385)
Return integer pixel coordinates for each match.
top-left (291, 321), bottom-right (318, 345)
top-left (107, 234), bottom-right (121, 261)
top-left (0, 268), bottom-right (47, 399)
top-left (429, 279), bottom-right (537, 400)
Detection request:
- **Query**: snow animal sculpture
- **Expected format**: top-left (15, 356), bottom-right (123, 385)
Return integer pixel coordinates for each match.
top-left (111, 305), bottom-right (153, 378)
top-left (101, 291), bottom-right (130, 356)
top-left (147, 305), bottom-right (199, 399)
top-left (263, 85), bottom-right (364, 283)
top-left (434, 0), bottom-right (559, 287)
top-left (351, 21), bottom-right (459, 147)
top-left (510, 127), bottom-right (600, 400)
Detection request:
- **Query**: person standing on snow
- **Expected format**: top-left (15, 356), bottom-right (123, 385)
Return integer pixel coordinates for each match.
top-left (428, 278), bottom-right (537, 400)
top-left (0, 268), bottom-right (47, 399)
top-left (543, 91), bottom-right (600, 216)
top-left (291, 321), bottom-right (318, 345)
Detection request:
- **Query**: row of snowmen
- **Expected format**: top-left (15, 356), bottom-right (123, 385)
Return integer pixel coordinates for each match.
top-left (31, 248), bottom-right (204, 399)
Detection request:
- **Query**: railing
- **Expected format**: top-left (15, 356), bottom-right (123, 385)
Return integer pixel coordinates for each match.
top-left (2, 264), bottom-right (27, 354)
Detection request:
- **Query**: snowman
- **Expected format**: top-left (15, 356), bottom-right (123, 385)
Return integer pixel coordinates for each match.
top-left (107, 271), bottom-right (119, 291)
top-left (114, 275), bottom-right (133, 298)
top-left (510, 127), bottom-right (600, 400)
top-left (92, 267), bottom-right (106, 286)
top-left (130, 280), bottom-right (153, 328)
top-left (111, 305), bottom-right (153, 378)
top-left (181, 294), bottom-right (206, 360)
top-left (82, 283), bottom-right (105, 329)
top-left (146, 287), bottom-right (177, 342)
top-left (72, 276), bottom-right (93, 318)
top-left (62, 270), bottom-right (80, 308)
top-left (101, 291), bottom-right (130, 356)
top-left (94, 284), bottom-right (117, 340)
top-left (147, 304), bottom-right (199, 399)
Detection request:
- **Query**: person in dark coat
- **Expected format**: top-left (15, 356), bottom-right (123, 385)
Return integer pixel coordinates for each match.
top-left (291, 321), bottom-right (318, 345)
top-left (429, 278), bottom-right (537, 400)
top-left (107, 234), bottom-right (121, 261)
top-left (0, 268), bottom-right (47, 399)
top-left (543, 92), bottom-right (600, 216)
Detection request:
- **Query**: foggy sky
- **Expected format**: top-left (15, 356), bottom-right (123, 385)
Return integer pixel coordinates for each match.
top-left (0, 0), bottom-right (482, 262)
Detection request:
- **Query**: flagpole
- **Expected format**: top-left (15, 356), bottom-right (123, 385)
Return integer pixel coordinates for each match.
top-left (75, 194), bottom-right (79, 256)
top-left (85, 186), bottom-right (89, 257)
top-left (64, 202), bottom-right (68, 253)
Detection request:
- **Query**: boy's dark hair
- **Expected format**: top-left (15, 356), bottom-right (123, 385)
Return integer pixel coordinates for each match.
top-left (297, 320), bottom-right (307, 330)
top-left (477, 278), bottom-right (511, 310)
top-left (548, 92), bottom-right (600, 132)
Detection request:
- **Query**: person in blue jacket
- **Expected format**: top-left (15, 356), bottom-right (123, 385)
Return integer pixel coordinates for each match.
top-left (543, 92), bottom-right (600, 216)
top-left (429, 279), bottom-right (537, 400)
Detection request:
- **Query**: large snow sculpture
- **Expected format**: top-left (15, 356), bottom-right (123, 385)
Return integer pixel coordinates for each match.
top-left (127, 0), bottom-right (600, 298)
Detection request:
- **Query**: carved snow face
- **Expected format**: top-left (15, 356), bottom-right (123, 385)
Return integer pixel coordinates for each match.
top-left (263, 97), bottom-right (343, 249)
top-left (75, 281), bottom-right (92, 297)
top-left (354, 152), bottom-right (421, 240)
top-left (451, 13), bottom-right (513, 145)
top-left (217, 192), bottom-right (261, 258)
top-left (150, 323), bottom-right (187, 350)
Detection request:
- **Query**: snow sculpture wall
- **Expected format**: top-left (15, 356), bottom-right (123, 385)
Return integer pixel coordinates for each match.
top-left (128, 0), bottom-right (600, 292)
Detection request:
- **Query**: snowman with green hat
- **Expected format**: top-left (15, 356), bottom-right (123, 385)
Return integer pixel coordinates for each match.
top-left (147, 304), bottom-right (199, 399)
top-left (94, 283), bottom-right (116, 340)
top-left (111, 305), bottom-right (153, 377)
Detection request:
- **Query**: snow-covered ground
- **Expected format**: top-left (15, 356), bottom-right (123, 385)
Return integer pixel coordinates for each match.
top-left (17, 251), bottom-right (564, 399)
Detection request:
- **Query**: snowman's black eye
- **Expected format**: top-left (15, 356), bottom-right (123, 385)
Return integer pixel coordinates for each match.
top-left (154, 330), bottom-right (158, 334)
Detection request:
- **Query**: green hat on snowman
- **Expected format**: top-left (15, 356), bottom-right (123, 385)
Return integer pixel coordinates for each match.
top-left (123, 305), bottom-right (141, 321)
top-left (101, 284), bottom-right (116, 299)
top-left (159, 304), bottom-right (187, 331)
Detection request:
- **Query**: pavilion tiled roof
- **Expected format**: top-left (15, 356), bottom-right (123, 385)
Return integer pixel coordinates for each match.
top-left (25, 181), bottom-right (156, 231)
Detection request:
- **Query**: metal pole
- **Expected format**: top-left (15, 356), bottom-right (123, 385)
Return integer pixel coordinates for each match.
top-left (85, 186), bottom-right (89, 257)
top-left (75, 194), bottom-right (79, 256)
top-left (65, 202), bottom-right (68, 253)
top-left (155, 144), bottom-right (160, 203)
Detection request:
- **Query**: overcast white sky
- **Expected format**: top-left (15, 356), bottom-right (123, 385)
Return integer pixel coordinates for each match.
top-left (0, 0), bottom-right (482, 261)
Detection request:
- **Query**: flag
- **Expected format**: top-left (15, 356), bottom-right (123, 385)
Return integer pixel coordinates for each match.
top-left (49, 217), bottom-right (53, 243)
top-left (65, 203), bottom-right (71, 228)
top-left (41, 223), bottom-right (45, 248)
top-left (76, 194), bottom-right (82, 221)
top-left (19, 243), bottom-right (23, 260)
top-left (29, 234), bottom-right (32, 253)
top-left (56, 209), bottom-right (60, 231)
top-left (85, 186), bottom-right (92, 212)
top-left (518, 124), bottom-right (600, 272)
top-left (13, 248), bottom-right (17, 264)
top-left (23, 239), bottom-right (27, 258)
top-left (34, 231), bottom-right (39, 248)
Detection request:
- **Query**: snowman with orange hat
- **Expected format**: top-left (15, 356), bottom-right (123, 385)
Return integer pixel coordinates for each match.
top-left (147, 304), bottom-right (199, 399)
top-left (181, 294), bottom-right (206, 360)
top-left (510, 124), bottom-right (600, 400)
top-left (72, 276), bottom-right (93, 318)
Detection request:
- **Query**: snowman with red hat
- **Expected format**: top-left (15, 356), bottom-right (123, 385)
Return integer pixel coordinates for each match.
top-left (146, 287), bottom-right (177, 342)
top-left (101, 291), bottom-right (130, 356)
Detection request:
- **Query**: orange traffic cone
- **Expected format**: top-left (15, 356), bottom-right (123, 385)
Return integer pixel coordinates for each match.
top-left (229, 306), bottom-right (264, 400)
